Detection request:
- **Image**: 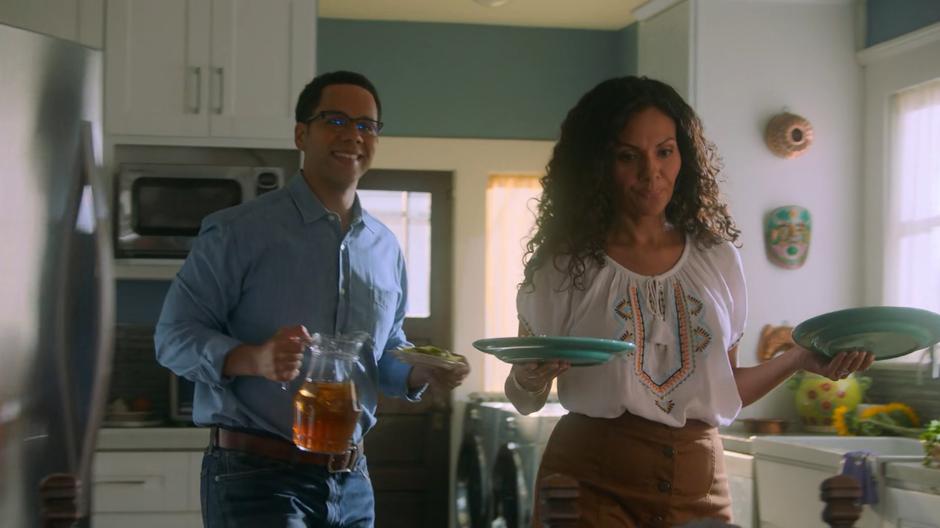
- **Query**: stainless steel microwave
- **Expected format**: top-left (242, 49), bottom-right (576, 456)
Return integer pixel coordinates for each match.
top-left (114, 163), bottom-right (285, 258)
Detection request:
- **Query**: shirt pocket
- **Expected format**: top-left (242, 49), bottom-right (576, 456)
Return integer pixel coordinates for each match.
top-left (364, 286), bottom-right (400, 357)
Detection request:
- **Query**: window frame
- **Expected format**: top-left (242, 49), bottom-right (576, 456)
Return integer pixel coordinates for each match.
top-left (859, 23), bottom-right (940, 363)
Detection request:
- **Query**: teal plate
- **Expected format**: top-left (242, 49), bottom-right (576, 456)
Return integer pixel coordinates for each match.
top-left (792, 306), bottom-right (940, 360)
top-left (472, 336), bottom-right (636, 366)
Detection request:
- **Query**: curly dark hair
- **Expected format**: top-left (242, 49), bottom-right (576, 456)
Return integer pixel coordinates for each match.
top-left (522, 76), bottom-right (740, 290)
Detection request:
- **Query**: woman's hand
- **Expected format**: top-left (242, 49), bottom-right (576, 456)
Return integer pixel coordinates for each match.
top-left (793, 344), bottom-right (875, 381)
top-left (509, 360), bottom-right (570, 393)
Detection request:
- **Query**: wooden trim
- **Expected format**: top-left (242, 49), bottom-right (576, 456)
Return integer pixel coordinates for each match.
top-left (632, 0), bottom-right (685, 22)
top-left (857, 21), bottom-right (940, 66)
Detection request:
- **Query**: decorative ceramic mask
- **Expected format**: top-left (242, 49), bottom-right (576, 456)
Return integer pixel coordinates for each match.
top-left (765, 205), bottom-right (811, 269)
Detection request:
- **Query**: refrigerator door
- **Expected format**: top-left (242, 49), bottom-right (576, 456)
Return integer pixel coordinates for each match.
top-left (0, 24), bottom-right (111, 527)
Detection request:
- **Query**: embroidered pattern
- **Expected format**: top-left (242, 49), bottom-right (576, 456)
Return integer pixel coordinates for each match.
top-left (633, 280), bottom-right (696, 397)
top-left (612, 278), bottom-right (714, 412)
top-left (655, 399), bottom-right (676, 414)
top-left (694, 327), bottom-right (712, 353)
top-left (646, 280), bottom-right (667, 321)
top-left (687, 295), bottom-right (703, 317)
top-left (630, 285), bottom-right (645, 358)
top-left (614, 298), bottom-right (633, 343)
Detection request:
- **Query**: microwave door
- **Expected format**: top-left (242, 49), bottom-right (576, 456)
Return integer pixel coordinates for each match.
top-left (120, 177), bottom-right (243, 258)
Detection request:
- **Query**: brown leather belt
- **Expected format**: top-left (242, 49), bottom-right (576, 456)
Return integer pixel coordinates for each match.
top-left (210, 426), bottom-right (362, 473)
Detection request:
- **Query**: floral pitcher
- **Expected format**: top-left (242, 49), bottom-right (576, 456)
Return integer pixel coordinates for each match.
top-left (787, 372), bottom-right (871, 433)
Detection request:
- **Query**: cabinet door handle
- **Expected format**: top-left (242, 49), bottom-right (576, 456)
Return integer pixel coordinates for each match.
top-left (189, 66), bottom-right (201, 114)
top-left (213, 67), bottom-right (224, 115)
top-left (94, 478), bottom-right (149, 486)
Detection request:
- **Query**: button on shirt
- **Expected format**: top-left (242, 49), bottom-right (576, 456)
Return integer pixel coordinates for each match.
top-left (155, 172), bottom-right (416, 443)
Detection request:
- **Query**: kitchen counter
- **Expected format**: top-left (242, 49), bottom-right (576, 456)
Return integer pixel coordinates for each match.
top-left (96, 427), bottom-right (209, 451)
top-left (720, 430), bottom-right (755, 454)
top-left (885, 462), bottom-right (940, 494)
top-left (719, 423), bottom-right (849, 455)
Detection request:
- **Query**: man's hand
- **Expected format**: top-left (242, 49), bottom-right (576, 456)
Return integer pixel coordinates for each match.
top-left (223, 325), bottom-right (311, 382)
top-left (407, 354), bottom-right (470, 391)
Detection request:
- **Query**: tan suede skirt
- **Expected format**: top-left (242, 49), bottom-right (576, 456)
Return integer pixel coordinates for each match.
top-left (532, 411), bottom-right (732, 528)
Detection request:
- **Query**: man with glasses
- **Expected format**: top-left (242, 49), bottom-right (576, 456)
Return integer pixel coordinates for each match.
top-left (156, 71), bottom-right (469, 527)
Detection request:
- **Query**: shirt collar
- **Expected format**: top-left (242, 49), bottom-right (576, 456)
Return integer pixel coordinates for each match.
top-left (288, 170), bottom-right (377, 233)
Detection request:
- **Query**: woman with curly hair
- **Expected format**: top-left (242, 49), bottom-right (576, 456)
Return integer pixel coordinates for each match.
top-left (504, 76), bottom-right (873, 527)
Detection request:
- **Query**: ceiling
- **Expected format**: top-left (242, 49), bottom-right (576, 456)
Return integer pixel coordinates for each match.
top-left (318, 0), bottom-right (647, 31)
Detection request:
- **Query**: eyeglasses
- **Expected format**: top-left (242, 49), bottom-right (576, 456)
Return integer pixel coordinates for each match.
top-left (305, 111), bottom-right (383, 137)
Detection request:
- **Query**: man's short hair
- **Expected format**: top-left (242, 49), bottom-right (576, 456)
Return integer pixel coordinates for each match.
top-left (294, 71), bottom-right (382, 123)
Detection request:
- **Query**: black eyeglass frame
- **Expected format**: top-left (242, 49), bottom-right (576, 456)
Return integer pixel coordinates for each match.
top-left (304, 110), bottom-right (384, 136)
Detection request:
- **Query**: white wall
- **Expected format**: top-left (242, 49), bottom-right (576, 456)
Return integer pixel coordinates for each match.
top-left (692, 1), bottom-right (863, 420)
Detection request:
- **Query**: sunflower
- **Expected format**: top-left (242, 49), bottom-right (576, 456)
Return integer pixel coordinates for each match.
top-left (839, 402), bottom-right (922, 437)
top-left (886, 402), bottom-right (920, 427)
top-left (833, 405), bottom-right (852, 436)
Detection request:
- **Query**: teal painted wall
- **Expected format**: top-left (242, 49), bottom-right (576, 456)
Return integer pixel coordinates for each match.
top-left (867, 0), bottom-right (940, 47)
top-left (618, 23), bottom-right (639, 79)
top-left (116, 281), bottom-right (171, 324)
top-left (318, 19), bottom-right (638, 140)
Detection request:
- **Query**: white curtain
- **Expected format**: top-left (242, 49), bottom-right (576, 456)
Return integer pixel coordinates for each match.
top-left (889, 78), bottom-right (940, 316)
top-left (484, 174), bottom-right (541, 392)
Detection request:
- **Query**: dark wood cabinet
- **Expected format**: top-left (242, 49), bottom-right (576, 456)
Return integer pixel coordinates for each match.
top-left (366, 393), bottom-right (451, 527)
top-left (359, 169), bottom-right (455, 527)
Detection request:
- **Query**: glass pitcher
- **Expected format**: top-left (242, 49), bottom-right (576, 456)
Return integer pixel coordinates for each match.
top-left (292, 332), bottom-right (368, 454)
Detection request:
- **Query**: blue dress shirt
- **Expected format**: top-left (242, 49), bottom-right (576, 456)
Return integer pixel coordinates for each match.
top-left (155, 172), bottom-right (418, 443)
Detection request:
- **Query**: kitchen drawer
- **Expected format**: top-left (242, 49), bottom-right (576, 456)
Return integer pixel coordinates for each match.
top-left (93, 451), bottom-right (202, 513)
top-left (92, 512), bottom-right (202, 528)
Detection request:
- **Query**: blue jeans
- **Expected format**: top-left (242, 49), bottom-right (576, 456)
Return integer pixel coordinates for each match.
top-left (201, 446), bottom-right (375, 528)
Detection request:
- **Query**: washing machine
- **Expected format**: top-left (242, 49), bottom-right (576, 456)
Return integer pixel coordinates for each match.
top-left (488, 401), bottom-right (567, 528)
top-left (456, 395), bottom-right (507, 528)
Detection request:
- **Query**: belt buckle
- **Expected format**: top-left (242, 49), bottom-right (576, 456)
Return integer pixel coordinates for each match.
top-left (327, 444), bottom-right (357, 474)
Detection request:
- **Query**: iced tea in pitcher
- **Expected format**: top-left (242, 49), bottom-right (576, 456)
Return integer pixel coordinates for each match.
top-left (291, 332), bottom-right (367, 454)
top-left (293, 381), bottom-right (361, 453)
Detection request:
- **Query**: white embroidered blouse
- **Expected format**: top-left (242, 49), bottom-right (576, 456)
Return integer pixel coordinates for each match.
top-left (516, 239), bottom-right (747, 427)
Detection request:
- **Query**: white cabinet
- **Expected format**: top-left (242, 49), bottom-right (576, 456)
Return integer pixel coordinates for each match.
top-left (883, 462), bottom-right (940, 528)
top-left (724, 450), bottom-right (756, 528)
top-left (636, 0), bottom-right (693, 103)
top-left (92, 451), bottom-right (203, 527)
top-left (105, 0), bottom-right (210, 137)
top-left (105, 0), bottom-right (315, 141)
top-left (883, 487), bottom-right (940, 528)
top-left (208, 0), bottom-right (316, 139)
top-left (0, 0), bottom-right (103, 48)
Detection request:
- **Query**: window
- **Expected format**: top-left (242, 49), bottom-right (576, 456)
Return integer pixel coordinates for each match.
top-left (887, 78), bottom-right (940, 315)
top-left (483, 174), bottom-right (542, 392)
top-left (358, 190), bottom-right (432, 317)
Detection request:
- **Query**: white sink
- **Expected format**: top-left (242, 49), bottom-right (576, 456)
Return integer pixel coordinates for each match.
top-left (752, 436), bottom-right (924, 528)
top-left (753, 435), bottom-right (923, 469)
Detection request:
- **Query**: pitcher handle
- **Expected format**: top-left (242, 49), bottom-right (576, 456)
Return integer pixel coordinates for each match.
top-left (280, 333), bottom-right (320, 391)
